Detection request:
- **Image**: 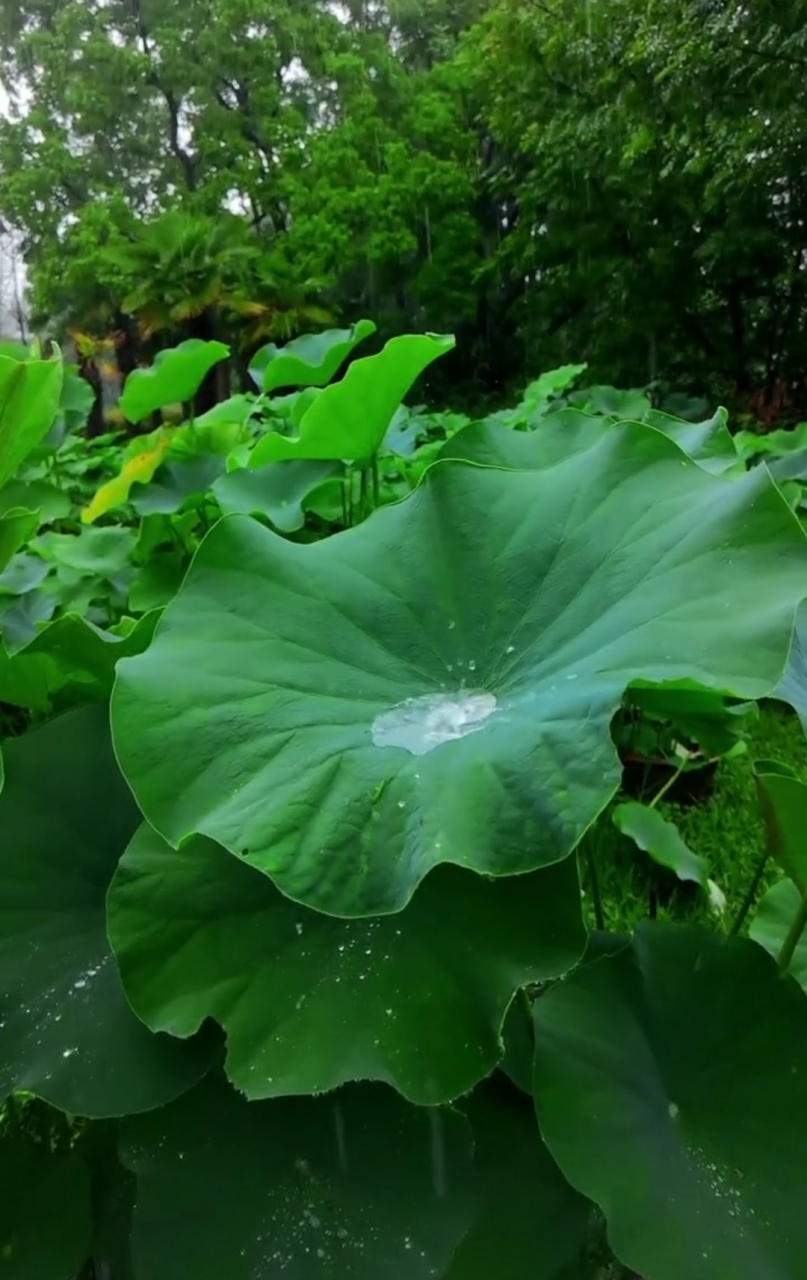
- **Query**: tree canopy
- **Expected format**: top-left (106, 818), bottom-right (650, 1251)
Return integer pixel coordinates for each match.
top-left (1, 0), bottom-right (806, 411)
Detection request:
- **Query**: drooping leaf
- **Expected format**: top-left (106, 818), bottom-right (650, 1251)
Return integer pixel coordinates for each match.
top-left (0, 354), bottom-right (64, 488)
top-left (0, 511), bottom-right (39, 575)
top-left (107, 825), bottom-right (585, 1104)
top-left (754, 766), bottom-right (807, 894)
top-left (120, 340), bottom-right (230, 424)
top-left (212, 459), bottom-right (341, 532)
top-left (533, 923), bottom-right (807, 1280)
top-left (248, 333), bottom-right (455, 466)
top-left (773, 598), bottom-right (807, 736)
top-left (0, 705), bottom-right (218, 1116)
top-left (248, 320), bottom-right (376, 393)
top-left (121, 1071), bottom-right (593, 1280)
top-left (112, 428), bottom-right (807, 917)
top-left (0, 1136), bottom-right (92, 1279)
top-left (0, 481), bottom-right (70, 523)
top-left (612, 801), bottom-right (708, 885)
top-left (750, 878), bottom-right (807, 990)
top-left (82, 432), bottom-right (173, 523)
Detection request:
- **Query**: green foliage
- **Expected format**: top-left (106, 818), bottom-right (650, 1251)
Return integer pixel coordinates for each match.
top-left (3, 334), bottom-right (807, 1280)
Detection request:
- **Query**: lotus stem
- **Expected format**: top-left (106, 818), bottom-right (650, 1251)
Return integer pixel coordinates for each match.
top-left (583, 838), bottom-right (605, 930)
top-left (729, 847), bottom-right (771, 936)
top-left (371, 454), bottom-right (380, 509)
top-left (777, 893), bottom-right (807, 976)
top-left (649, 756), bottom-right (687, 808)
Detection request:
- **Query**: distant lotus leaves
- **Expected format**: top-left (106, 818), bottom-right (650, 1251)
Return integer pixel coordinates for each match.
top-left (113, 425), bottom-right (807, 917)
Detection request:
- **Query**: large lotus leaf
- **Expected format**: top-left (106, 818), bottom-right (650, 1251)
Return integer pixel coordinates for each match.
top-left (773, 597), bottom-right (807, 735)
top-left (0, 705), bottom-right (217, 1115)
top-left (445, 406), bottom-right (736, 476)
top-left (0, 510), bottom-right (39, 575)
top-left (532, 923), bottom-right (807, 1280)
top-left (0, 1136), bottom-right (92, 1279)
top-left (121, 1071), bottom-right (593, 1280)
top-left (755, 767), bottom-right (807, 894)
top-left (641, 406), bottom-right (738, 475)
top-left (113, 427), bottom-right (807, 917)
top-left (248, 320), bottom-right (377, 393)
top-left (212, 459), bottom-right (341, 532)
top-left (248, 333), bottom-right (455, 466)
top-left (120, 340), bottom-right (230, 423)
top-left (107, 824), bottom-right (585, 1104)
top-left (0, 354), bottom-right (64, 488)
top-left (750, 878), bottom-right (807, 990)
top-left (0, 480), bottom-right (70, 523)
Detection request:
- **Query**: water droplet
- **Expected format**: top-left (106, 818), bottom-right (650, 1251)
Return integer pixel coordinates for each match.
top-left (448, 620), bottom-right (456, 630)
top-left (295, 923), bottom-right (304, 936)
top-left (505, 644), bottom-right (515, 654)
top-left (669, 1102), bottom-right (680, 1120)
top-left (372, 692), bottom-right (498, 756)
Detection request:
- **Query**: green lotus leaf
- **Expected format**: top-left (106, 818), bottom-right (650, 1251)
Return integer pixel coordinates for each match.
top-left (128, 553), bottom-right (186, 614)
top-left (532, 923), bottom-right (807, 1280)
top-left (0, 1136), bottom-right (92, 1279)
top-left (750, 878), bottom-right (807, 990)
top-left (754, 766), bottom-right (807, 894)
top-left (0, 354), bottom-right (64, 488)
top-left (774, 598), bottom-right (807, 735)
top-left (0, 611), bottom-right (159, 711)
top-left (131, 457), bottom-right (226, 516)
top-left (0, 480), bottom-right (70, 523)
top-left (0, 552), bottom-right (49, 597)
top-left (448, 1084), bottom-right (594, 1280)
top-left (120, 340), bottom-right (230, 424)
top-left (445, 405), bottom-right (736, 475)
top-left (642, 407), bottom-right (738, 475)
top-left (113, 426), bottom-right (807, 917)
top-left (613, 801), bottom-right (708, 885)
top-left (192, 393), bottom-right (260, 429)
top-left (0, 704), bottom-right (218, 1115)
top-left (572, 384), bottom-right (651, 419)
top-left (33, 525), bottom-right (137, 578)
top-left (121, 1071), bottom-right (593, 1280)
top-left (248, 320), bottom-right (376, 394)
top-left (0, 511), bottom-right (39, 575)
top-left (107, 824), bottom-right (585, 1104)
top-left (248, 333), bottom-right (455, 466)
top-left (212, 459), bottom-right (341, 532)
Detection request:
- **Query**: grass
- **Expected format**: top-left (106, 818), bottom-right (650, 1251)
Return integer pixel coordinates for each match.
top-left (585, 700), bottom-right (807, 934)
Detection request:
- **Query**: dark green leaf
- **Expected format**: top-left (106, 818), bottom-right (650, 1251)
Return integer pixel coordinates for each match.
top-left (750, 879), bottom-right (807, 990)
top-left (0, 1136), bottom-right (92, 1279)
top-left (613, 801), bottom-right (708, 885)
top-left (0, 705), bottom-right (218, 1116)
top-left (212, 459), bottom-right (341, 532)
top-left (533, 924), bottom-right (807, 1280)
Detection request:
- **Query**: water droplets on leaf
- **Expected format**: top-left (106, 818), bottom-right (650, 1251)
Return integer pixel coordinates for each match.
top-left (371, 691), bottom-right (498, 756)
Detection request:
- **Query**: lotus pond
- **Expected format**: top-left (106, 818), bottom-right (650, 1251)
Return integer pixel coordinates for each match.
top-left (2, 325), bottom-right (807, 1280)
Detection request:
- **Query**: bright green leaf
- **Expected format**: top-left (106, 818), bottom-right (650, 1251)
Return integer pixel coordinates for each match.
top-left (113, 428), bottom-right (807, 917)
top-left (0, 355), bottom-right (64, 488)
top-left (33, 526), bottom-right (137, 578)
top-left (533, 923), bottom-right (807, 1280)
top-left (248, 333), bottom-right (455, 465)
top-left (249, 320), bottom-right (376, 393)
top-left (0, 705), bottom-right (218, 1116)
top-left (108, 825), bottom-right (585, 1104)
top-left (120, 340), bottom-right (230, 424)
top-left (613, 801), bottom-right (708, 885)
top-left (0, 512), bottom-right (39, 575)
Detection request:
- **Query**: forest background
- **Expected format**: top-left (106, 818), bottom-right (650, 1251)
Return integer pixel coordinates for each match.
top-left (0, 0), bottom-right (805, 430)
